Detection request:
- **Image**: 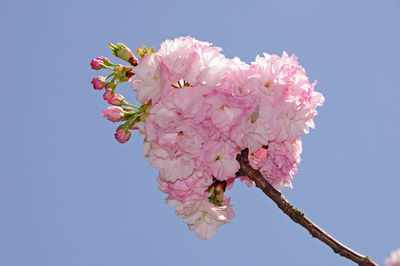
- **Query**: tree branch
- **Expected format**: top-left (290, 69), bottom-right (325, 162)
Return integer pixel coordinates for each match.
top-left (235, 148), bottom-right (377, 266)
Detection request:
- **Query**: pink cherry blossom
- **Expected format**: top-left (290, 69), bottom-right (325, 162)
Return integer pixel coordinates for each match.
top-left (198, 47), bottom-right (228, 85)
top-left (250, 139), bottom-right (302, 189)
top-left (239, 175), bottom-right (254, 187)
top-left (205, 91), bottom-right (244, 134)
top-left (130, 53), bottom-right (165, 104)
top-left (386, 249), bottom-right (400, 266)
top-left (166, 197), bottom-right (235, 240)
top-left (158, 169), bottom-right (213, 202)
top-left (143, 141), bottom-right (195, 182)
top-left (158, 36), bottom-right (198, 81)
top-left (202, 140), bottom-right (240, 181)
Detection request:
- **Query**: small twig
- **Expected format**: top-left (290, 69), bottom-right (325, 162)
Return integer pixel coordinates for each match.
top-left (235, 149), bottom-right (377, 266)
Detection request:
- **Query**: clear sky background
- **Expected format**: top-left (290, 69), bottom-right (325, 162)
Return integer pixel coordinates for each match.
top-left (1, 0), bottom-right (399, 265)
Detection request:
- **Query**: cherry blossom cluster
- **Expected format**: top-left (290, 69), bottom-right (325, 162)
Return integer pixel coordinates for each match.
top-left (90, 36), bottom-right (324, 240)
top-left (386, 249), bottom-right (400, 266)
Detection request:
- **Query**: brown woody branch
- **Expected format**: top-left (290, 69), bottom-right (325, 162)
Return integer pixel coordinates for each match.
top-left (235, 149), bottom-right (377, 266)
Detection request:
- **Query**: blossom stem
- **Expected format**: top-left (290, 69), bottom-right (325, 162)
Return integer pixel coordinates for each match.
top-left (235, 149), bottom-right (378, 266)
top-left (105, 73), bottom-right (114, 80)
top-left (124, 103), bottom-right (140, 109)
top-left (125, 111), bottom-right (140, 116)
top-left (101, 64), bottom-right (114, 70)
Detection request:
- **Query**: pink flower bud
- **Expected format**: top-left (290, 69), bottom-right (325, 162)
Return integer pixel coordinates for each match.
top-left (96, 56), bottom-right (112, 66)
top-left (90, 57), bottom-right (112, 69)
top-left (103, 89), bottom-right (112, 101)
top-left (103, 90), bottom-right (125, 105)
top-left (115, 125), bottom-right (131, 143)
top-left (90, 58), bottom-right (102, 70)
top-left (102, 106), bottom-right (125, 122)
top-left (91, 76), bottom-right (106, 90)
top-left (108, 93), bottom-right (126, 106)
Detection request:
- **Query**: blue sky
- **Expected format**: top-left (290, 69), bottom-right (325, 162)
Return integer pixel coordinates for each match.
top-left (1, 0), bottom-right (399, 265)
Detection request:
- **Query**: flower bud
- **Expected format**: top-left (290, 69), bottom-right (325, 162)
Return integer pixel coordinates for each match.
top-left (91, 76), bottom-right (106, 90)
top-left (103, 89), bottom-right (112, 102)
top-left (102, 106), bottom-right (125, 122)
top-left (108, 93), bottom-right (126, 106)
top-left (109, 42), bottom-right (137, 66)
top-left (115, 125), bottom-right (131, 143)
top-left (90, 57), bottom-right (112, 70)
top-left (90, 59), bottom-right (102, 70)
top-left (96, 56), bottom-right (112, 66)
top-left (103, 89), bottom-right (126, 105)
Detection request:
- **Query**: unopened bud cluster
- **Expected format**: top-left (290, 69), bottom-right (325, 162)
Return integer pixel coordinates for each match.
top-left (90, 44), bottom-right (150, 143)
